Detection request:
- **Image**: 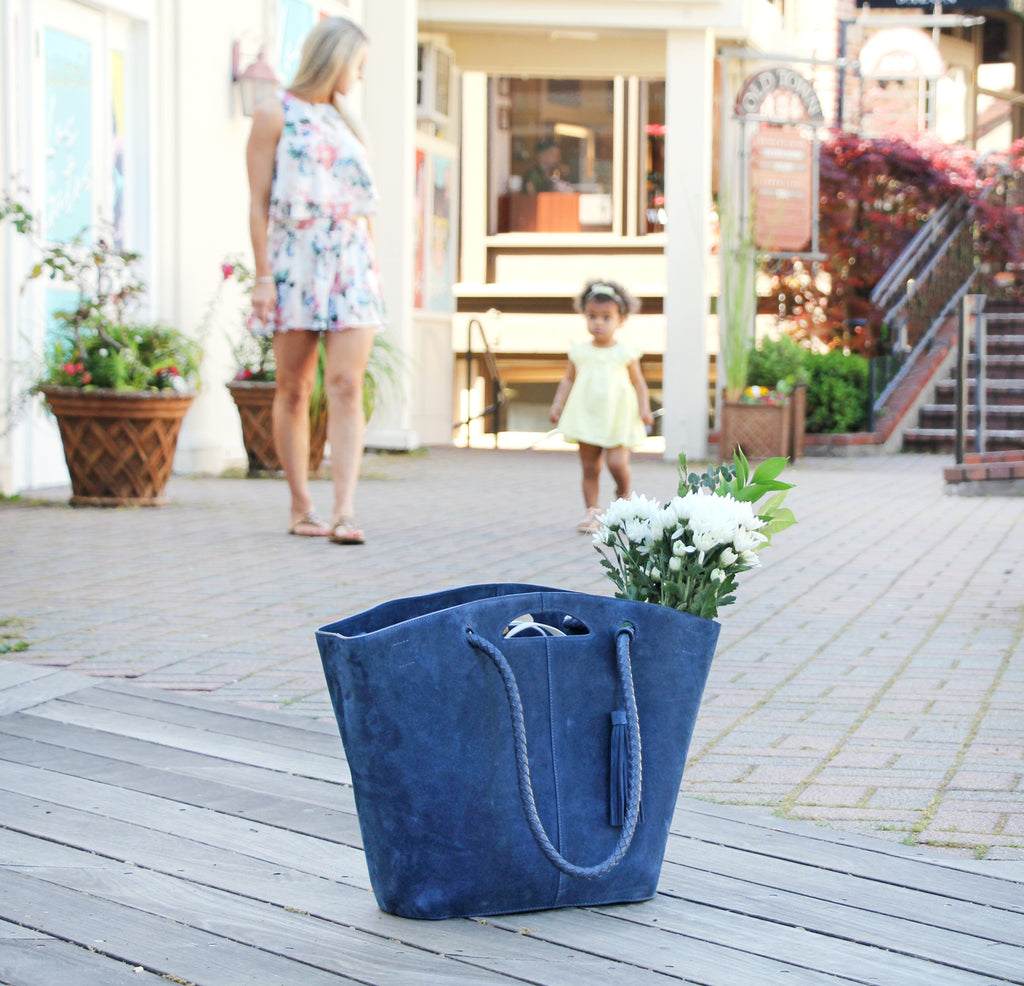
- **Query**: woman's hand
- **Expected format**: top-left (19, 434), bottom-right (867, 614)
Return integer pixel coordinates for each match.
top-left (251, 280), bottom-right (278, 324)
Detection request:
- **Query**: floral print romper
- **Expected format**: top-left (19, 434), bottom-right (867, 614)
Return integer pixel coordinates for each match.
top-left (264, 92), bottom-right (385, 333)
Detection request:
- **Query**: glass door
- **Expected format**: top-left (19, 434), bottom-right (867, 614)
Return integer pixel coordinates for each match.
top-left (16, 0), bottom-right (145, 491)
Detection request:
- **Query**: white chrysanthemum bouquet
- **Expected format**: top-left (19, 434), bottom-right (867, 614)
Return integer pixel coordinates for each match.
top-left (593, 451), bottom-right (796, 620)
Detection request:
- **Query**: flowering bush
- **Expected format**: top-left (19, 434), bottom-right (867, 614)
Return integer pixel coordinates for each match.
top-left (594, 451), bottom-right (796, 619)
top-left (201, 259), bottom-right (277, 382)
top-left (1, 196), bottom-right (201, 393)
top-left (740, 385), bottom-right (788, 405)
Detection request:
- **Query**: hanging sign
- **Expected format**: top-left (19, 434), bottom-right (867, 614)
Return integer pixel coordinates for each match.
top-left (735, 67), bottom-right (824, 122)
top-left (750, 126), bottom-right (814, 252)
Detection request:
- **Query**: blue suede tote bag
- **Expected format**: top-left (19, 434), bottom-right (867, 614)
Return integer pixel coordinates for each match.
top-left (316, 583), bottom-right (719, 920)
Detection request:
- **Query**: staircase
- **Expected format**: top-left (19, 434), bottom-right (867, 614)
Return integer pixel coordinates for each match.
top-left (902, 307), bottom-right (1024, 453)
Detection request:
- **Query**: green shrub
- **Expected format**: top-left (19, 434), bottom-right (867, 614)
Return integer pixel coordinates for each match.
top-left (804, 349), bottom-right (869, 433)
top-left (746, 335), bottom-right (808, 392)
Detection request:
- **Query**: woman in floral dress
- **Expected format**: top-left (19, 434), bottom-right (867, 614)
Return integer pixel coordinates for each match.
top-left (247, 16), bottom-right (384, 544)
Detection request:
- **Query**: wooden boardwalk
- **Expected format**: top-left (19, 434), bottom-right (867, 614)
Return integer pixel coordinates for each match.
top-left (1, 662), bottom-right (1022, 986)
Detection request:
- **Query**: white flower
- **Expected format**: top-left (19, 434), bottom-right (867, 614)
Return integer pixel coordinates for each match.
top-left (668, 555), bottom-right (682, 572)
top-left (719, 547), bottom-right (738, 566)
top-left (672, 540), bottom-right (695, 557)
top-left (710, 568), bottom-right (726, 583)
top-left (733, 528), bottom-right (768, 553)
top-left (740, 550), bottom-right (761, 567)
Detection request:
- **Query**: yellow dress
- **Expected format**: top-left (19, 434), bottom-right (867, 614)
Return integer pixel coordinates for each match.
top-left (558, 341), bottom-right (647, 449)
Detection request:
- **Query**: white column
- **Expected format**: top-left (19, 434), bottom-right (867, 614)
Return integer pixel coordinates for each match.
top-left (362, 0), bottom-right (420, 449)
top-left (662, 28), bottom-right (714, 463)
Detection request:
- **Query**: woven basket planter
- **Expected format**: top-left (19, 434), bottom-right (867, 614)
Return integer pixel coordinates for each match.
top-left (719, 400), bottom-right (792, 461)
top-left (226, 380), bottom-right (327, 477)
top-left (40, 386), bottom-right (194, 507)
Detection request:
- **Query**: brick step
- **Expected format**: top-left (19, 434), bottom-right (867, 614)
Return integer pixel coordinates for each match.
top-left (984, 338), bottom-right (1024, 355)
top-left (959, 354), bottom-right (1024, 378)
top-left (935, 380), bottom-right (1024, 404)
top-left (903, 428), bottom-right (1024, 453)
top-left (919, 404), bottom-right (1024, 429)
top-left (944, 449), bottom-right (1024, 485)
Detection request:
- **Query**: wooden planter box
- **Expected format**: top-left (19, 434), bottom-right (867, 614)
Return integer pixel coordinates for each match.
top-left (226, 380), bottom-right (327, 477)
top-left (719, 400), bottom-right (792, 462)
top-left (40, 386), bottom-right (194, 507)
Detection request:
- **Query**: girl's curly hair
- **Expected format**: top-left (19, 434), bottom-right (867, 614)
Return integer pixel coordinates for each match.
top-left (574, 279), bottom-right (640, 317)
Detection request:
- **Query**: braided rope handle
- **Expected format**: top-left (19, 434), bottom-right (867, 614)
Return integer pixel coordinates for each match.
top-left (464, 623), bottom-right (643, 880)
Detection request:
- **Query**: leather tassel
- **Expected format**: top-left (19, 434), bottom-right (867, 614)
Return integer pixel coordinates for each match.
top-left (609, 710), bottom-right (628, 826)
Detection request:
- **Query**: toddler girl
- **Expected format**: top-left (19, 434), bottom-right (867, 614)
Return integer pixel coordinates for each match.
top-left (550, 279), bottom-right (654, 534)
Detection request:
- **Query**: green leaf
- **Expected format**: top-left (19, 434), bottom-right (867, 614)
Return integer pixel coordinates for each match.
top-left (750, 457), bottom-right (791, 484)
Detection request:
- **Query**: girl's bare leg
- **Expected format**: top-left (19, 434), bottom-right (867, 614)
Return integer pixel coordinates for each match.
top-left (578, 442), bottom-right (605, 509)
top-left (606, 445), bottom-right (632, 500)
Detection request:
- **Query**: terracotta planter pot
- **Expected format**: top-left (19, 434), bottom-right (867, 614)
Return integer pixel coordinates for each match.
top-left (226, 380), bottom-right (327, 477)
top-left (719, 400), bottom-right (792, 461)
top-left (40, 386), bottom-right (194, 507)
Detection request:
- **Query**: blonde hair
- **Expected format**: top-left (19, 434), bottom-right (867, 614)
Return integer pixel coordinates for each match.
top-left (288, 17), bottom-right (369, 143)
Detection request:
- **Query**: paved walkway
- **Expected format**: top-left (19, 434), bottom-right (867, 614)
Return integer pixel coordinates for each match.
top-left (2, 447), bottom-right (1022, 862)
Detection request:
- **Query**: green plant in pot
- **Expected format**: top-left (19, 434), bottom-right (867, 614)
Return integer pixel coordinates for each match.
top-left (2, 196), bottom-right (202, 506)
top-left (216, 258), bottom-right (401, 476)
top-left (715, 195), bottom-right (793, 460)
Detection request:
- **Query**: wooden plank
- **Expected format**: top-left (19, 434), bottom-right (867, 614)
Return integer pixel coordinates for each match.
top-left (479, 904), bottom-right (864, 986)
top-left (671, 801), bottom-right (1024, 912)
top-left (95, 679), bottom-right (341, 736)
top-left (5, 864), bottom-right (535, 986)
top-left (69, 682), bottom-right (344, 752)
top-left (639, 872), bottom-right (1024, 985)
top-left (0, 919), bottom-right (171, 986)
top-left (22, 700), bottom-right (352, 784)
top-left (0, 761), bottom-right (370, 883)
top-left (4, 676), bottom-right (1023, 986)
top-left (0, 723), bottom-right (363, 844)
top-left (0, 815), bottom-right (685, 986)
top-left (0, 666), bottom-right (93, 716)
top-left (4, 783), bottom-right (994, 986)
top-left (0, 870), bottom-right (366, 986)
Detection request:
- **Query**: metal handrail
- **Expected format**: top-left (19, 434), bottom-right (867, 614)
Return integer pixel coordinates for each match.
top-left (869, 164), bottom-right (1022, 417)
top-left (454, 317), bottom-right (507, 441)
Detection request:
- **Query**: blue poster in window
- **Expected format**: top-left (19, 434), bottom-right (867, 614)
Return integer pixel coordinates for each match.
top-left (278, 0), bottom-right (314, 85)
top-left (428, 155), bottom-right (455, 312)
top-left (45, 28), bottom-right (93, 244)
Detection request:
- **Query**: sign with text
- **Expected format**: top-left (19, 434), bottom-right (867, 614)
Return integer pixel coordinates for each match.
top-left (750, 126), bottom-right (813, 252)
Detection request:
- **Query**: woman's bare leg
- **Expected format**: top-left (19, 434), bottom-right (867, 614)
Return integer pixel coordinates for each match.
top-left (324, 326), bottom-right (376, 528)
top-left (272, 330), bottom-right (323, 530)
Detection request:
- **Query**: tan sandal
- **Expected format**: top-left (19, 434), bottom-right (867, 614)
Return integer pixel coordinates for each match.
top-left (289, 511), bottom-right (331, 537)
top-left (329, 517), bottom-right (366, 545)
top-left (576, 507), bottom-right (602, 535)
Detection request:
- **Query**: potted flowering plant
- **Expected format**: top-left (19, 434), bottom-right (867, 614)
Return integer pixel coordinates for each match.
top-left (212, 259), bottom-right (328, 476)
top-left (212, 258), bottom-right (400, 476)
top-left (593, 450), bottom-right (796, 619)
top-left (1, 197), bottom-right (202, 506)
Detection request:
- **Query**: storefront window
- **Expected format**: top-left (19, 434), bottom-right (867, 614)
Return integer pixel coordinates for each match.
top-left (492, 77), bottom-right (615, 233)
top-left (490, 76), bottom-right (667, 237)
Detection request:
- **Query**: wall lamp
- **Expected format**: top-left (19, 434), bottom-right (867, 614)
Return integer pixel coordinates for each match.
top-left (232, 42), bottom-right (279, 117)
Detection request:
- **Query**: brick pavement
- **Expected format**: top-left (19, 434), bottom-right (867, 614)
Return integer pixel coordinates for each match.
top-left (2, 446), bottom-right (1022, 862)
